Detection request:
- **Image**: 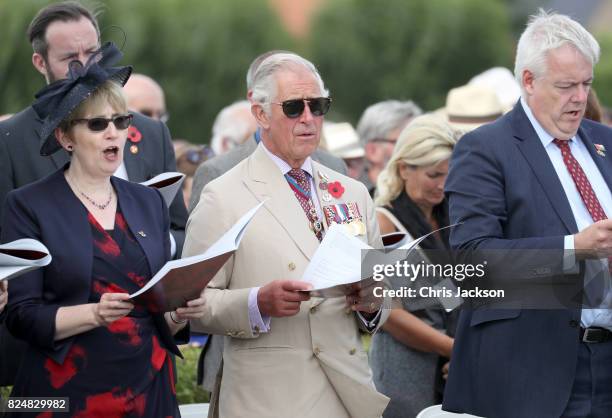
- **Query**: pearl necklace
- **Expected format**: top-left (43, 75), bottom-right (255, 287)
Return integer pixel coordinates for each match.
top-left (67, 174), bottom-right (113, 210)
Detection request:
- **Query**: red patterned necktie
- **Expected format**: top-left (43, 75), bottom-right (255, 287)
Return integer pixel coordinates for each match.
top-left (285, 168), bottom-right (323, 241)
top-left (553, 138), bottom-right (611, 273)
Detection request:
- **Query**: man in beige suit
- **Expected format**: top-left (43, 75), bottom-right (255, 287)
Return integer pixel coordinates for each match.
top-left (184, 53), bottom-right (389, 418)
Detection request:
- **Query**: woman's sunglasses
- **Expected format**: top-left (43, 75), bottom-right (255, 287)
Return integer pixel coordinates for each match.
top-left (273, 97), bottom-right (332, 119)
top-left (71, 114), bottom-right (133, 132)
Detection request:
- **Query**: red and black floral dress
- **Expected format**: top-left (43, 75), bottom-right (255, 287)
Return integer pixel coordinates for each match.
top-left (8, 210), bottom-right (179, 418)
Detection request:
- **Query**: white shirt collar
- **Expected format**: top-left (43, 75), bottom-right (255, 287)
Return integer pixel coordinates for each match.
top-left (520, 97), bottom-right (576, 147)
top-left (260, 141), bottom-right (314, 178)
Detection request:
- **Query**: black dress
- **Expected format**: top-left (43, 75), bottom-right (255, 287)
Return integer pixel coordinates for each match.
top-left (8, 209), bottom-right (179, 418)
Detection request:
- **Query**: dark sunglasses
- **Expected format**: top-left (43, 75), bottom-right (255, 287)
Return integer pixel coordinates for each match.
top-left (71, 114), bottom-right (133, 132)
top-left (273, 97), bottom-right (332, 119)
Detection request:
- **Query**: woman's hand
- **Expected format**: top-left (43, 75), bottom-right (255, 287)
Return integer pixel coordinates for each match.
top-left (165, 295), bottom-right (206, 334)
top-left (92, 293), bottom-right (134, 326)
top-left (173, 295), bottom-right (206, 321)
top-left (0, 280), bottom-right (7, 313)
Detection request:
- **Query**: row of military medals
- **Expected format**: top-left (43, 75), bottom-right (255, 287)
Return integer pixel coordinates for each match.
top-left (308, 172), bottom-right (334, 241)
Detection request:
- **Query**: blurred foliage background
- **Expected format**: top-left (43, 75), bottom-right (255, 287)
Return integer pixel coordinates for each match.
top-left (0, 0), bottom-right (611, 143)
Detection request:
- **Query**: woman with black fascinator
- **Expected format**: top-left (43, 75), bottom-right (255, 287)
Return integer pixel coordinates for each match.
top-left (0, 42), bottom-right (205, 417)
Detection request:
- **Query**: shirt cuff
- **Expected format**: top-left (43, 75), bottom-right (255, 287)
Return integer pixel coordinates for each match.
top-left (248, 287), bottom-right (271, 334)
top-left (563, 235), bottom-right (579, 272)
top-left (356, 308), bottom-right (382, 330)
top-left (169, 232), bottom-right (177, 258)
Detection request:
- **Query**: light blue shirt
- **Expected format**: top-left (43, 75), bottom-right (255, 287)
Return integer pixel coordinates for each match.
top-left (521, 98), bottom-right (612, 329)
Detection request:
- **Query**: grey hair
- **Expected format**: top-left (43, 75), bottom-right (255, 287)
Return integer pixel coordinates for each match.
top-left (514, 9), bottom-right (600, 96)
top-left (210, 100), bottom-right (256, 154)
top-left (250, 53), bottom-right (329, 114)
top-left (356, 100), bottom-right (422, 147)
top-left (246, 50), bottom-right (292, 93)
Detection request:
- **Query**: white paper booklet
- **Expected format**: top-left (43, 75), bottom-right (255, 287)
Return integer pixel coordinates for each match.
top-left (140, 172), bottom-right (186, 207)
top-left (129, 202), bottom-right (264, 312)
top-left (0, 238), bottom-right (52, 281)
top-left (301, 224), bottom-right (440, 298)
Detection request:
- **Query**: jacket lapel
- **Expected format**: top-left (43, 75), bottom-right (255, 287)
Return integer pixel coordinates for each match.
top-left (578, 125), bottom-right (612, 189)
top-left (122, 141), bottom-right (148, 182)
top-left (112, 178), bottom-right (159, 275)
top-left (243, 145), bottom-right (320, 261)
top-left (512, 103), bottom-right (578, 234)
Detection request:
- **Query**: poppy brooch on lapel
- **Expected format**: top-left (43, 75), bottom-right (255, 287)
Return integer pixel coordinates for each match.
top-left (128, 126), bottom-right (142, 154)
top-left (328, 181), bottom-right (345, 199)
top-left (594, 143), bottom-right (606, 157)
top-left (317, 171), bottom-right (345, 201)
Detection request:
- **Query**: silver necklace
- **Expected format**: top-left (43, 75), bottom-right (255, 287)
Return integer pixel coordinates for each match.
top-left (67, 174), bottom-right (113, 210)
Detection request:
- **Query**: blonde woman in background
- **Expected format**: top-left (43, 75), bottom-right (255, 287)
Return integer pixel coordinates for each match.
top-left (370, 114), bottom-right (459, 417)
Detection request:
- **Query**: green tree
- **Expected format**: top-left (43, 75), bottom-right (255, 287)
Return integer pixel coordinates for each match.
top-left (308, 0), bottom-right (514, 123)
top-left (594, 32), bottom-right (612, 108)
top-left (0, 0), bottom-right (293, 143)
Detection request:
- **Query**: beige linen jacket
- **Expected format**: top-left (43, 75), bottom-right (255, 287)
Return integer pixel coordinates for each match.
top-left (184, 144), bottom-right (390, 418)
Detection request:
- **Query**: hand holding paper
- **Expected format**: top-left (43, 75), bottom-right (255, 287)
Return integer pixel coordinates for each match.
top-left (0, 280), bottom-right (7, 313)
top-left (258, 280), bottom-right (312, 317)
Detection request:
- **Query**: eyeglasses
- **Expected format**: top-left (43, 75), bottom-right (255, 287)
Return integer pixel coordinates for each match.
top-left (272, 97), bottom-right (332, 119)
top-left (140, 109), bottom-right (169, 123)
top-left (184, 146), bottom-right (215, 165)
top-left (71, 114), bottom-right (133, 132)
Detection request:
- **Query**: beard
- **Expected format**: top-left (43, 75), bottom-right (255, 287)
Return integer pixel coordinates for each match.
top-left (42, 57), bottom-right (68, 84)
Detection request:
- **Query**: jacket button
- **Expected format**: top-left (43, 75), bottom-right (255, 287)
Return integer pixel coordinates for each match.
top-left (349, 348), bottom-right (357, 355)
top-left (569, 320), bottom-right (579, 328)
top-left (310, 306), bottom-right (317, 314)
top-left (288, 262), bottom-right (296, 271)
top-left (313, 347), bottom-right (321, 356)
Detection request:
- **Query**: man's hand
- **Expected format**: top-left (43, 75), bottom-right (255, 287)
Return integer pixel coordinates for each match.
top-left (346, 280), bottom-right (383, 314)
top-left (574, 219), bottom-right (612, 259)
top-left (442, 361), bottom-right (450, 380)
top-left (0, 280), bottom-right (7, 313)
top-left (257, 280), bottom-right (312, 317)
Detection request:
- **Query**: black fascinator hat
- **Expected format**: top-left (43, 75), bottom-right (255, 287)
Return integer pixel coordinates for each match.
top-left (33, 42), bottom-right (132, 156)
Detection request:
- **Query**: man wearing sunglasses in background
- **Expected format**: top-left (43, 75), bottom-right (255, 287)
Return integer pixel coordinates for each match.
top-left (0, 1), bottom-right (188, 388)
top-left (355, 100), bottom-right (423, 195)
top-left (184, 52), bottom-right (389, 418)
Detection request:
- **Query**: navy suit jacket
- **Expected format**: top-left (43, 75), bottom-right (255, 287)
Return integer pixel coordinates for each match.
top-left (442, 102), bottom-right (612, 418)
top-left (0, 167), bottom-right (185, 368)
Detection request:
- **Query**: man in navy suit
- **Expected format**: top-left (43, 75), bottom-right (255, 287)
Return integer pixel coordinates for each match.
top-left (443, 11), bottom-right (612, 418)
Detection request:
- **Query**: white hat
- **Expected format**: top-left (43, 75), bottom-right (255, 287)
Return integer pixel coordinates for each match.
top-left (469, 67), bottom-right (521, 112)
top-left (323, 122), bottom-right (365, 159)
top-left (445, 84), bottom-right (505, 132)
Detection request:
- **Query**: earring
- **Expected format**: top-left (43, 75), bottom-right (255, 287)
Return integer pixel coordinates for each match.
top-left (67, 145), bottom-right (73, 151)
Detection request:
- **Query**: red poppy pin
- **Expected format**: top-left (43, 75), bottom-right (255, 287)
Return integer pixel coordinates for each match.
top-left (328, 181), bottom-right (345, 199)
top-left (128, 126), bottom-right (142, 143)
